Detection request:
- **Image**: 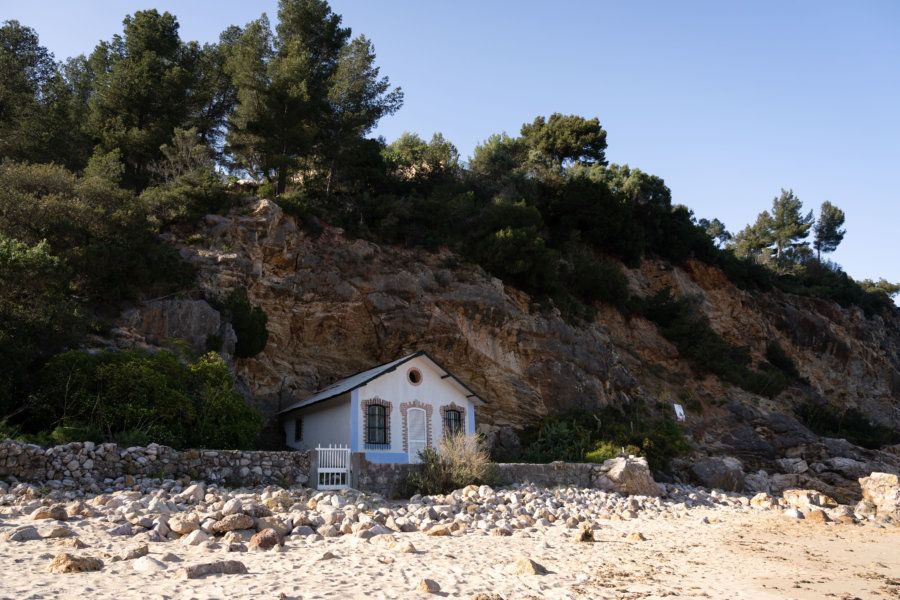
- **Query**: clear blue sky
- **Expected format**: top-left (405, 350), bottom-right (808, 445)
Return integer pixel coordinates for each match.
top-left (5, 1), bottom-right (900, 290)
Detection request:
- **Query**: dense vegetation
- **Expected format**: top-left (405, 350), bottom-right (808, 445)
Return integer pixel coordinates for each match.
top-left (518, 407), bottom-right (692, 473)
top-left (1, 0), bottom-right (898, 452)
top-left (796, 403), bottom-right (900, 450)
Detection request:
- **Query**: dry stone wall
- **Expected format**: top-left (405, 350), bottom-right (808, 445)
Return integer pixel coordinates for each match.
top-left (0, 440), bottom-right (310, 489)
top-left (1, 440), bottom-right (659, 500)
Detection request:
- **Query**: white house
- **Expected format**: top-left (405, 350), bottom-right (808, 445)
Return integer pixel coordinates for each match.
top-left (279, 351), bottom-right (484, 464)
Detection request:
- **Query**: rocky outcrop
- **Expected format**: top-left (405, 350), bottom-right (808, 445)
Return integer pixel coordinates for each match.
top-left (152, 199), bottom-right (638, 433)
top-left (108, 198), bottom-right (900, 497)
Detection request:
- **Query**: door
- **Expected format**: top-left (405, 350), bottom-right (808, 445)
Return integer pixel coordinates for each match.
top-left (408, 407), bottom-right (426, 463)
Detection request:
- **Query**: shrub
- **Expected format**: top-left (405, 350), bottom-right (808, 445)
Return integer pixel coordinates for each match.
top-left (520, 407), bottom-right (690, 472)
top-left (220, 288), bottom-right (269, 358)
top-left (796, 402), bottom-right (899, 449)
top-left (405, 432), bottom-right (496, 496)
top-left (28, 349), bottom-right (263, 449)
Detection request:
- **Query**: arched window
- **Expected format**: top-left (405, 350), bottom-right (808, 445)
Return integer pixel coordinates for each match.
top-left (444, 409), bottom-right (462, 436)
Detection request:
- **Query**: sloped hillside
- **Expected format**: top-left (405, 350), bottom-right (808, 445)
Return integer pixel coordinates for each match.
top-left (118, 198), bottom-right (900, 500)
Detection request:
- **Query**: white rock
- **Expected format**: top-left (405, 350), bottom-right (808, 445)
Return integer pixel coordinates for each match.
top-left (133, 556), bottom-right (168, 572)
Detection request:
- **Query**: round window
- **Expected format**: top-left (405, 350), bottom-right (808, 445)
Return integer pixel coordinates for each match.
top-left (407, 367), bottom-right (423, 386)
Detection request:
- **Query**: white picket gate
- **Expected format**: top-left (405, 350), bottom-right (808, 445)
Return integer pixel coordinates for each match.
top-left (316, 445), bottom-right (350, 490)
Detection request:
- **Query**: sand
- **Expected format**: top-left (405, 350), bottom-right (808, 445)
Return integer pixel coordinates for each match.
top-left (1, 501), bottom-right (898, 600)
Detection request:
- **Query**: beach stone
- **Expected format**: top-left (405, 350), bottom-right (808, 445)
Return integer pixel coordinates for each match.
top-left (224, 542), bottom-right (248, 552)
top-left (6, 525), bottom-right (41, 542)
top-left (626, 532), bottom-right (646, 541)
top-left (179, 559), bottom-right (248, 579)
top-left (471, 595), bottom-right (504, 600)
top-left (416, 578), bottom-right (441, 593)
top-left (160, 552), bottom-right (182, 562)
top-left (783, 489), bottom-right (837, 509)
top-left (56, 537), bottom-right (87, 549)
top-left (181, 530), bottom-right (210, 546)
top-left (317, 551), bottom-right (336, 561)
top-left (113, 543), bottom-right (149, 561)
top-left (317, 524), bottom-right (340, 537)
top-left (32, 506), bottom-right (68, 521)
top-left (177, 484), bottom-right (206, 504)
top-left (507, 557), bottom-right (547, 575)
top-left (859, 472), bottom-right (900, 514)
top-left (108, 523), bottom-right (138, 536)
top-left (255, 516), bottom-right (291, 536)
top-left (576, 525), bottom-right (594, 542)
top-left (392, 540), bottom-right (417, 554)
top-left (222, 498), bottom-right (243, 515)
top-left (39, 524), bottom-right (72, 539)
top-left (211, 513), bottom-right (255, 533)
top-left (805, 509), bottom-right (830, 523)
top-left (749, 493), bottom-right (775, 509)
top-left (248, 528), bottom-right (284, 550)
top-left (291, 525), bottom-right (315, 537)
top-left (133, 556), bottom-right (168, 572)
top-left (47, 553), bottom-right (103, 574)
top-left (169, 513), bottom-right (201, 535)
top-left (426, 524), bottom-right (451, 536)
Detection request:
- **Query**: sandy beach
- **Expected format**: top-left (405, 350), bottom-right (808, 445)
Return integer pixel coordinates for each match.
top-left (1, 481), bottom-right (898, 600)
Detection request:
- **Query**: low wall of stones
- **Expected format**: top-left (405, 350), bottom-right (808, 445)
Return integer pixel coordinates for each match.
top-left (0, 440), bottom-right (311, 488)
top-left (0, 440), bottom-right (651, 499)
top-left (495, 461), bottom-right (597, 488)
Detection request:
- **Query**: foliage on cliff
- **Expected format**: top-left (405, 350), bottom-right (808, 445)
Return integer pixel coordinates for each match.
top-left (18, 350), bottom-right (262, 449)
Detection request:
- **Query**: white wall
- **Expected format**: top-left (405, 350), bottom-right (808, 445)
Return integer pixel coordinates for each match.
top-left (283, 393), bottom-right (352, 451)
top-left (356, 355), bottom-right (475, 460)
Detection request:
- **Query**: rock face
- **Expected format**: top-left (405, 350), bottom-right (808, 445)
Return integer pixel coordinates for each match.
top-left (112, 198), bottom-right (900, 492)
top-left (148, 199), bottom-right (636, 435)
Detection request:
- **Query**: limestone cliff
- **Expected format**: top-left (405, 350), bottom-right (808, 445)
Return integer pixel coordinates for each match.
top-left (115, 198), bottom-right (900, 498)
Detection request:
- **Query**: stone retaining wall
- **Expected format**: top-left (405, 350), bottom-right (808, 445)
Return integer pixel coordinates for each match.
top-left (0, 440), bottom-right (654, 499)
top-left (0, 440), bottom-right (310, 488)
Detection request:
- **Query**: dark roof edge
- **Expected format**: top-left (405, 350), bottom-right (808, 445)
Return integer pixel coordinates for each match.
top-left (278, 350), bottom-right (485, 414)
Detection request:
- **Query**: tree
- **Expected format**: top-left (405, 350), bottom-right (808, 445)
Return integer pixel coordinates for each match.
top-left (225, 0), bottom-right (352, 195)
top-left (520, 113), bottom-right (607, 177)
top-left (813, 201), bottom-right (846, 262)
top-left (86, 10), bottom-right (198, 188)
top-left (317, 34), bottom-right (402, 195)
top-left (698, 217), bottom-right (731, 247)
top-left (769, 188), bottom-right (813, 259)
top-left (859, 278), bottom-right (900, 299)
top-left (0, 20), bottom-right (76, 165)
top-left (730, 211), bottom-right (774, 262)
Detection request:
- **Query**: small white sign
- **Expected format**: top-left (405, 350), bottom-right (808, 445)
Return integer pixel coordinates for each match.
top-left (673, 403), bottom-right (686, 422)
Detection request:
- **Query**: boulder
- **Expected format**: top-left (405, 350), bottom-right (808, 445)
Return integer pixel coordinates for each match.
top-left (46, 553), bottom-right (103, 574)
top-left (248, 528), bottom-right (284, 550)
top-left (859, 472), bottom-right (900, 514)
top-left (178, 560), bottom-right (248, 579)
top-left (169, 513), bottom-right (201, 535)
top-left (32, 506), bottom-right (68, 521)
top-left (211, 513), bottom-right (255, 534)
top-left (690, 456), bottom-right (745, 492)
top-left (594, 457), bottom-right (660, 497)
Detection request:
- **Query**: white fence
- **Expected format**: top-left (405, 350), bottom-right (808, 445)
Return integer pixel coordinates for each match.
top-left (316, 445), bottom-right (350, 490)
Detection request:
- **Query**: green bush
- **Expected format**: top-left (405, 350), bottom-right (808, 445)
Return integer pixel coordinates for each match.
top-left (28, 349), bottom-right (263, 449)
top-left (520, 407), bottom-right (690, 472)
top-left (796, 402), bottom-right (899, 449)
top-left (220, 288), bottom-right (269, 358)
top-left (405, 432), bottom-right (496, 496)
